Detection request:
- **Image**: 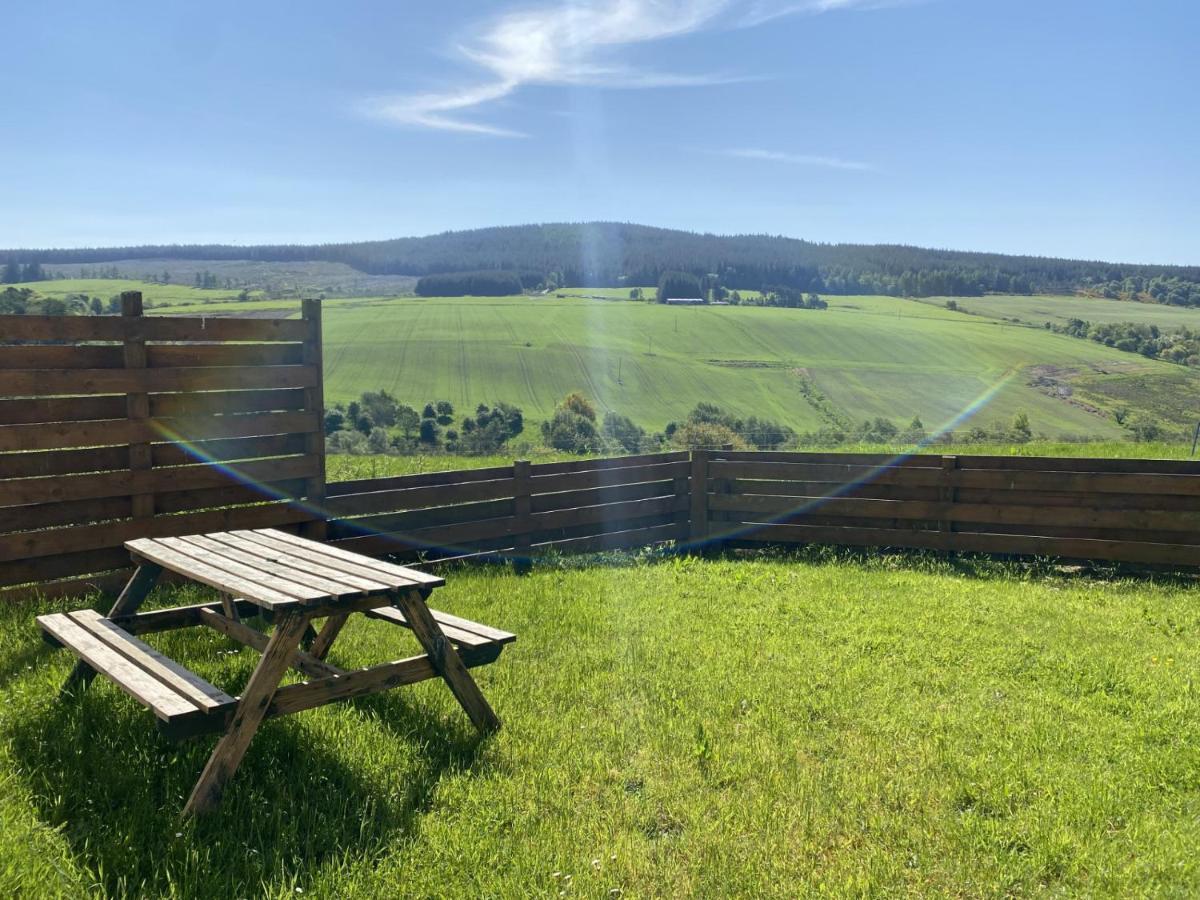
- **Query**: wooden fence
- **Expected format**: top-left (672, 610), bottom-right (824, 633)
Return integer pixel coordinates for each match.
top-left (695, 450), bottom-right (1200, 567)
top-left (0, 294), bottom-right (324, 601)
top-left (324, 451), bottom-right (691, 565)
top-left (5, 294), bottom-right (1200, 605)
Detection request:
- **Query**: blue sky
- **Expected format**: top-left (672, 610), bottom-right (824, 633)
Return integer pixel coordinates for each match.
top-left (4, 0), bottom-right (1197, 264)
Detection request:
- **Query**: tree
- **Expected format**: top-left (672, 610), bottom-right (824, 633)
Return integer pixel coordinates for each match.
top-left (656, 270), bottom-right (702, 304)
top-left (418, 418), bottom-right (440, 445)
top-left (323, 407), bottom-right (346, 435)
top-left (435, 400), bottom-right (454, 426)
top-left (1, 261), bottom-right (20, 284)
top-left (541, 393), bottom-right (600, 453)
top-left (1011, 412), bottom-right (1032, 442)
top-left (89, 296), bottom-right (103, 315)
top-left (360, 390), bottom-right (402, 428)
top-left (422, 403), bottom-right (436, 419)
top-left (601, 412), bottom-right (645, 454)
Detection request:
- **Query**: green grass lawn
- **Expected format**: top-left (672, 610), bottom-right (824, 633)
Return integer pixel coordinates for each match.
top-left (3, 553), bottom-right (1198, 897)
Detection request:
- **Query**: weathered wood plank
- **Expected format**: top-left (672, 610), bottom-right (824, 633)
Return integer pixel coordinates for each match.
top-left (530, 460), bottom-right (691, 494)
top-left (199, 531), bottom-right (388, 593)
top-left (125, 538), bottom-right (309, 609)
top-left (196, 608), bottom-right (342, 678)
top-left (248, 529), bottom-right (444, 587)
top-left (182, 609), bottom-right (310, 817)
top-left (323, 477), bottom-right (517, 518)
top-left (0, 365), bottom-right (317, 397)
top-left (69, 610), bottom-right (234, 710)
top-left (0, 454), bottom-right (319, 507)
top-left (37, 613), bottom-right (198, 719)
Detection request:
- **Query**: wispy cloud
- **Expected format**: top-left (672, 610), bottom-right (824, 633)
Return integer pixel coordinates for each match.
top-left (360, 0), bottom-right (887, 137)
top-left (722, 147), bottom-right (876, 170)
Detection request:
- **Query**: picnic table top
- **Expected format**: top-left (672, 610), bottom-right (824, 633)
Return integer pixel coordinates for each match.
top-left (126, 528), bottom-right (444, 611)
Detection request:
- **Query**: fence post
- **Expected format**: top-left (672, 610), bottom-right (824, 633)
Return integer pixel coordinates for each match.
top-left (689, 450), bottom-right (710, 553)
top-left (673, 455), bottom-right (691, 546)
top-left (301, 299), bottom-right (327, 541)
top-left (939, 454), bottom-right (958, 552)
top-left (512, 459), bottom-right (532, 574)
top-left (122, 292), bottom-right (154, 528)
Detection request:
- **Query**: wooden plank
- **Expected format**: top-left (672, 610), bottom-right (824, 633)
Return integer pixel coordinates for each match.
top-left (176, 533), bottom-right (369, 597)
top-left (0, 365), bottom-right (317, 397)
top-left (111, 598), bottom-right (260, 634)
top-left (196, 608), bottom-right (341, 678)
top-left (711, 491), bottom-right (1200, 533)
top-left (712, 450), bottom-right (944, 467)
top-left (146, 344), bottom-right (303, 368)
top-left (534, 521), bottom-right (679, 556)
top-left (511, 460), bottom-right (532, 573)
top-left (0, 433), bottom-right (305, 481)
top-left (0, 345), bottom-right (122, 369)
top-left (0, 454), bottom-right (319, 507)
top-left (689, 451), bottom-right (708, 547)
top-left (122, 293), bottom-right (155, 526)
top-left (327, 498), bottom-right (513, 541)
top-left (235, 529), bottom-right (438, 588)
top-left (0, 499), bottom-right (311, 566)
top-left (390, 588), bottom-right (500, 732)
top-left (201, 531), bottom-right (389, 593)
top-left (323, 477), bottom-right (517, 518)
top-left (0, 569), bottom-right (134, 602)
top-left (37, 613), bottom-right (197, 719)
top-left (248, 528), bottom-right (444, 587)
top-left (530, 460), bottom-right (692, 494)
top-left (156, 478), bottom-right (308, 515)
top-left (0, 410), bottom-right (319, 453)
top-left (529, 494), bottom-right (684, 533)
top-left (268, 654), bottom-right (440, 717)
top-left (0, 394), bottom-right (125, 426)
top-left (140, 316), bottom-right (308, 343)
top-left (529, 478), bottom-right (676, 513)
top-left (124, 538), bottom-right (309, 609)
top-left (151, 388), bottom-right (309, 418)
top-left (300, 298), bottom-right (326, 542)
top-left (183, 609), bottom-right (310, 816)
top-left (69, 610), bottom-right (234, 710)
top-left (0, 388), bottom-right (304, 426)
top-left (0, 546), bottom-right (133, 588)
top-left (729, 522), bottom-right (1200, 566)
top-left (0, 315), bottom-right (127, 342)
top-left (708, 460), bottom-right (1200, 497)
top-left (365, 606), bottom-right (494, 648)
top-left (530, 451), bottom-right (688, 475)
top-left (0, 495), bottom-right (131, 535)
top-left (152, 535), bottom-right (332, 603)
top-left (325, 465), bottom-right (514, 496)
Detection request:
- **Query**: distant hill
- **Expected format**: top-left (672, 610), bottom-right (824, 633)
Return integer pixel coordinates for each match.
top-left (4, 222), bottom-right (1199, 301)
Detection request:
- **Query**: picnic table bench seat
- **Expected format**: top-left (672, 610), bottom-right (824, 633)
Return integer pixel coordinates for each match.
top-left (36, 528), bottom-right (514, 816)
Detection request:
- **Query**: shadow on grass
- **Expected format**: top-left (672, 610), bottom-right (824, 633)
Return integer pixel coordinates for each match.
top-left (7, 670), bottom-right (490, 896)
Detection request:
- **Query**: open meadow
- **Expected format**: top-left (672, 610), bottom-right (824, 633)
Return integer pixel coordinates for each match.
top-left (915, 293), bottom-right (1200, 330)
top-left (151, 292), bottom-right (1199, 439)
top-left (3, 554), bottom-right (1198, 897)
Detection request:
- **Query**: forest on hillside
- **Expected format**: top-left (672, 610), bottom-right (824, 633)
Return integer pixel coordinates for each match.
top-left (4, 222), bottom-right (1199, 301)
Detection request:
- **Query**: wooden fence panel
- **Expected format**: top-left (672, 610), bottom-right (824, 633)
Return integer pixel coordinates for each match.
top-left (0, 294), bottom-right (323, 600)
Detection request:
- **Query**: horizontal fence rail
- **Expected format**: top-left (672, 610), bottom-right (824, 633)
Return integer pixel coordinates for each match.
top-left (0, 295), bottom-right (324, 602)
top-left (696, 450), bottom-right (1200, 567)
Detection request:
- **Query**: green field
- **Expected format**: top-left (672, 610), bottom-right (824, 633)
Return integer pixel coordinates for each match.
top-left (9, 278), bottom-right (256, 307)
top-left (917, 293), bottom-right (1200, 330)
top-left (307, 294), bottom-right (1195, 438)
top-left (74, 285), bottom-right (1199, 438)
top-left (3, 555), bottom-right (1198, 897)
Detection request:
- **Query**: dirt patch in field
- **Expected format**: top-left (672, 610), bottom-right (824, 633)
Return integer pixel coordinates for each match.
top-left (707, 359), bottom-right (788, 368)
top-left (1025, 365), bottom-right (1107, 416)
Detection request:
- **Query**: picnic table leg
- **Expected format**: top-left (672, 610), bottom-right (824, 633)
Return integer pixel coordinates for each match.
top-left (390, 588), bottom-right (501, 733)
top-left (182, 609), bottom-right (310, 817)
top-left (63, 562), bottom-right (163, 694)
top-left (308, 613), bottom-right (349, 661)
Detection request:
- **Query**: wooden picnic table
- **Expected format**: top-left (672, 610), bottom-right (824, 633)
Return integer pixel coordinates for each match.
top-left (36, 528), bottom-right (514, 816)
